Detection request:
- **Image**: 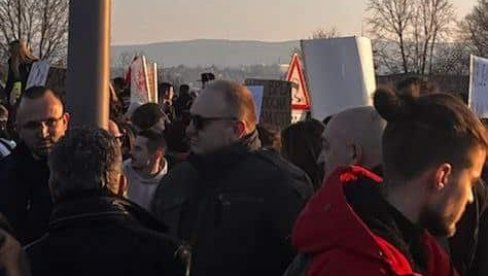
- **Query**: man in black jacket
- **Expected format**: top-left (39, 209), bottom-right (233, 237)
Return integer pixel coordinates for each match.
top-left (0, 86), bottom-right (69, 245)
top-left (26, 127), bottom-right (187, 276)
top-left (151, 80), bottom-right (313, 276)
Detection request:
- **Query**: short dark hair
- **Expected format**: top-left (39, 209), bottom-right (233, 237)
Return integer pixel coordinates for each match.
top-left (137, 130), bottom-right (167, 152)
top-left (48, 127), bottom-right (122, 201)
top-left (159, 82), bottom-right (173, 95)
top-left (179, 84), bottom-right (190, 95)
top-left (130, 103), bottom-right (166, 131)
top-left (20, 86), bottom-right (65, 111)
top-left (374, 87), bottom-right (488, 181)
top-left (282, 119), bottom-right (325, 190)
top-left (256, 124), bottom-right (281, 151)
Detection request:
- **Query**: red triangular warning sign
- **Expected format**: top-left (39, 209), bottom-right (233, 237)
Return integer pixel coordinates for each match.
top-left (286, 54), bottom-right (311, 110)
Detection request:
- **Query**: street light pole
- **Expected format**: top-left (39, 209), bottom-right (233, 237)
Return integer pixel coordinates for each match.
top-left (66, 0), bottom-right (112, 129)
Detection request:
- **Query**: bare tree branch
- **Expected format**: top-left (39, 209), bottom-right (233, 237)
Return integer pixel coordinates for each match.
top-left (0, 0), bottom-right (68, 61)
top-left (367, 0), bottom-right (455, 75)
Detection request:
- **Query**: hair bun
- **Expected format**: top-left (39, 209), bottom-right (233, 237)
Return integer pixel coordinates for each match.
top-left (373, 87), bottom-right (412, 121)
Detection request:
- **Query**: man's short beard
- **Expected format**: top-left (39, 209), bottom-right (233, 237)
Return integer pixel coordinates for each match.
top-left (419, 205), bottom-right (453, 237)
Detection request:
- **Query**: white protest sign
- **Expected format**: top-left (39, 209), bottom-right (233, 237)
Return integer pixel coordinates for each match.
top-left (301, 37), bottom-right (376, 120)
top-left (247, 85), bottom-right (264, 123)
top-left (469, 55), bottom-right (488, 118)
top-left (26, 60), bottom-right (50, 89)
top-left (130, 56), bottom-right (150, 105)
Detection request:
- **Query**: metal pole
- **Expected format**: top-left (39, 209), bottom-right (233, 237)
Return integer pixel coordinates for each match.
top-left (66, 0), bottom-right (111, 129)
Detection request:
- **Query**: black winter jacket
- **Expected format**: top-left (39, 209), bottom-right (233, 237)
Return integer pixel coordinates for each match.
top-left (0, 143), bottom-right (52, 245)
top-left (26, 194), bottom-right (187, 276)
top-left (151, 135), bottom-right (313, 276)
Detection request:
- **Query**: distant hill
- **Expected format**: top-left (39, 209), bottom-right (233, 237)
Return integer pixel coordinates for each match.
top-left (111, 39), bottom-right (300, 68)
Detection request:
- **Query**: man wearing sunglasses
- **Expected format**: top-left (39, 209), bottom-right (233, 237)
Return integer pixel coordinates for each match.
top-left (0, 86), bottom-right (69, 245)
top-left (151, 80), bottom-right (313, 276)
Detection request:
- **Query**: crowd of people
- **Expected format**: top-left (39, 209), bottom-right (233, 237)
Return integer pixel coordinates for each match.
top-left (0, 40), bottom-right (487, 276)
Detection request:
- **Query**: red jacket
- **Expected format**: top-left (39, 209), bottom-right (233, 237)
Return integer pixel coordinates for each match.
top-left (292, 166), bottom-right (458, 276)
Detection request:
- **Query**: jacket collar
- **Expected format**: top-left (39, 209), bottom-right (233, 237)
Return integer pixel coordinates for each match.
top-left (188, 130), bottom-right (261, 180)
top-left (49, 193), bottom-right (166, 233)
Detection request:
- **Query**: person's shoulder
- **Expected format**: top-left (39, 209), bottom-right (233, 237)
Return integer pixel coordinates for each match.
top-left (250, 149), bottom-right (301, 173)
top-left (308, 248), bottom-right (391, 276)
top-left (160, 160), bottom-right (197, 184)
top-left (153, 161), bottom-right (197, 205)
top-left (247, 149), bottom-right (314, 197)
top-left (24, 233), bottom-right (49, 257)
top-left (0, 149), bottom-right (20, 178)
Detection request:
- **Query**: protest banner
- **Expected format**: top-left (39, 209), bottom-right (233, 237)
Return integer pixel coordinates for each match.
top-left (245, 79), bottom-right (292, 129)
top-left (247, 85), bottom-right (264, 122)
top-left (469, 55), bottom-right (488, 118)
top-left (26, 60), bottom-right (50, 89)
top-left (301, 36), bottom-right (376, 120)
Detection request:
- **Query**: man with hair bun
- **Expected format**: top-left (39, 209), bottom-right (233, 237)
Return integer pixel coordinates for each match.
top-left (291, 87), bottom-right (488, 275)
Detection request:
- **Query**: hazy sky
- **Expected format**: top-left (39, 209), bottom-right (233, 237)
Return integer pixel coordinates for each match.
top-left (111, 0), bottom-right (475, 45)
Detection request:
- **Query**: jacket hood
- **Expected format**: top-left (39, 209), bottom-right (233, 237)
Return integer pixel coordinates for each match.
top-left (292, 166), bottom-right (383, 258)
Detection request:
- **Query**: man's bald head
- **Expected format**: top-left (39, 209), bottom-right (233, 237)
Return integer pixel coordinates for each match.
top-left (188, 80), bottom-right (258, 155)
top-left (197, 80), bottom-right (257, 133)
top-left (319, 106), bottom-right (386, 179)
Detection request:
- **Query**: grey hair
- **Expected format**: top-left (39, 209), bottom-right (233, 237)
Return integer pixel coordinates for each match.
top-left (48, 126), bottom-right (122, 201)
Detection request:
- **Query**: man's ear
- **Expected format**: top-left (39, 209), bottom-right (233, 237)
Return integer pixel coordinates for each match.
top-left (433, 163), bottom-right (452, 191)
top-left (234, 121), bottom-right (246, 138)
top-left (350, 143), bottom-right (363, 165)
top-left (63, 112), bottom-right (71, 125)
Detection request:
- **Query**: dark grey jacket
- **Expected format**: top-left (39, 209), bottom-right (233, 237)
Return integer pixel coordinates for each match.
top-left (151, 135), bottom-right (313, 276)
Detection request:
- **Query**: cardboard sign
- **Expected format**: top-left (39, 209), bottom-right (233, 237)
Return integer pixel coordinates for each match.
top-left (247, 85), bottom-right (264, 122)
top-left (26, 60), bottom-right (50, 89)
top-left (130, 56), bottom-right (150, 105)
top-left (301, 36), bottom-right (376, 120)
top-left (245, 79), bottom-right (292, 129)
top-left (469, 55), bottom-right (488, 118)
top-left (146, 62), bottom-right (158, 103)
top-left (286, 54), bottom-right (311, 110)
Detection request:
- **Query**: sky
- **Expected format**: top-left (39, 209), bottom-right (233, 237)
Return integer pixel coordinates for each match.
top-left (111, 0), bottom-right (476, 45)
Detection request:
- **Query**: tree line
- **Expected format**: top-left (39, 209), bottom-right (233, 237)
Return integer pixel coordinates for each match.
top-left (2, 0), bottom-right (488, 76)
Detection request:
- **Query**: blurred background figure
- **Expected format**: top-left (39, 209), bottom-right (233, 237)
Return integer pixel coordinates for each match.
top-left (282, 119), bottom-right (325, 191)
top-left (0, 105), bottom-right (15, 160)
top-left (130, 103), bottom-right (168, 134)
top-left (158, 82), bottom-right (176, 122)
top-left (256, 124), bottom-right (281, 152)
top-left (5, 40), bottom-right (38, 107)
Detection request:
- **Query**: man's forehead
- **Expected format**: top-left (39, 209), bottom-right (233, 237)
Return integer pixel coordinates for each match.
top-left (190, 90), bottom-right (229, 116)
top-left (18, 95), bottom-right (63, 121)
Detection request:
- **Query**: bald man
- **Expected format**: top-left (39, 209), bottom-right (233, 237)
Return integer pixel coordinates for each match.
top-left (151, 80), bottom-right (312, 276)
top-left (318, 106), bottom-right (386, 180)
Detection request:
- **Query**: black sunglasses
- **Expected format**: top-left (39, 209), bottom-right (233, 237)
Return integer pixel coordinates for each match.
top-left (190, 114), bottom-right (237, 130)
